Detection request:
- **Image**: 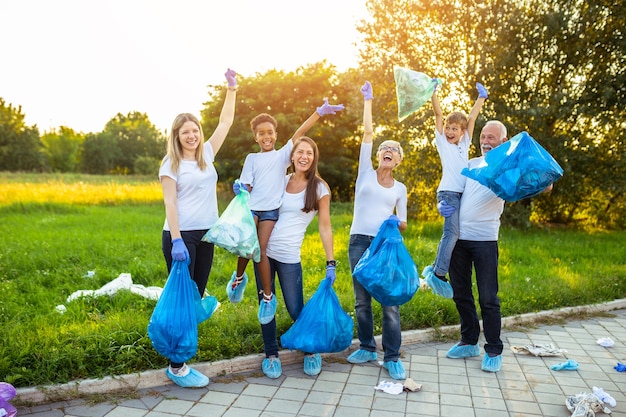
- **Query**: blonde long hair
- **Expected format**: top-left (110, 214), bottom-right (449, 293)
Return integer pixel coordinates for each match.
top-left (164, 113), bottom-right (207, 173)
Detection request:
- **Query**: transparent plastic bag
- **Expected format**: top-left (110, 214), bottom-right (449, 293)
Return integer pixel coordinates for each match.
top-left (280, 278), bottom-right (354, 353)
top-left (394, 66), bottom-right (440, 122)
top-left (147, 260), bottom-right (198, 363)
top-left (202, 182), bottom-right (260, 262)
top-left (0, 382), bottom-right (16, 417)
top-left (353, 218), bottom-right (419, 306)
top-left (461, 131), bottom-right (563, 202)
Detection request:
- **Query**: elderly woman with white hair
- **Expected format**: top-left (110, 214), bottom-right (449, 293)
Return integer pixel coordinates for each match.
top-left (346, 81), bottom-right (408, 380)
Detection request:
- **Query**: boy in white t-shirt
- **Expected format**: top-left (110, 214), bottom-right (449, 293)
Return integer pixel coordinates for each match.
top-left (422, 82), bottom-right (487, 298)
top-left (229, 99), bottom-right (343, 325)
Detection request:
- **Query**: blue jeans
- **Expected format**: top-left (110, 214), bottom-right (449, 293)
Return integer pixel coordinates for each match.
top-left (254, 258), bottom-right (303, 357)
top-left (449, 239), bottom-right (503, 355)
top-left (433, 191), bottom-right (462, 276)
top-left (348, 234), bottom-right (402, 361)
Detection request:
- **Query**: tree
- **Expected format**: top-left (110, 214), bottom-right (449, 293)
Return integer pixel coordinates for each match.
top-left (79, 132), bottom-right (120, 174)
top-left (0, 98), bottom-right (46, 171)
top-left (101, 112), bottom-right (166, 174)
top-left (42, 126), bottom-right (83, 173)
top-left (201, 63), bottom-right (360, 201)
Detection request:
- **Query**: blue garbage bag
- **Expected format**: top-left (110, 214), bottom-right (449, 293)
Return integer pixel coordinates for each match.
top-left (353, 218), bottom-right (419, 306)
top-left (280, 278), bottom-right (354, 353)
top-left (202, 180), bottom-right (261, 262)
top-left (461, 131), bottom-right (563, 202)
top-left (148, 260), bottom-right (198, 363)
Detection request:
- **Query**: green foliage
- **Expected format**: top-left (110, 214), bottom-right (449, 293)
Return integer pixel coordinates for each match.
top-left (41, 126), bottom-right (84, 173)
top-left (134, 156), bottom-right (161, 176)
top-left (0, 98), bottom-right (46, 171)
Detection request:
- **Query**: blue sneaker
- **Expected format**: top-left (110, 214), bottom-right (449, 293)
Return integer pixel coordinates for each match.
top-left (481, 353), bottom-right (502, 372)
top-left (165, 365), bottom-right (209, 388)
top-left (226, 272), bottom-right (248, 303)
top-left (304, 353), bottom-right (322, 376)
top-left (447, 342), bottom-right (480, 359)
top-left (422, 265), bottom-right (453, 298)
top-left (258, 293), bottom-right (277, 325)
top-left (383, 360), bottom-right (406, 380)
top-left (347, 349), bottom-right (377, 364)
top-left (262, 356), bottom-right (282, 379)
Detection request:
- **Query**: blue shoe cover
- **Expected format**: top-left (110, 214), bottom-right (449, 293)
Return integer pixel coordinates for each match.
top-left (258, 293), bottom-right (277, 325)
top-left (226, 272), bottom-right (248, 303)
top-left (422, 266), bottom-right (453, 298)
top-left (196, 295), bottom-right (220, 323)
top-left (446, 342), bottom-right (480, 359)
top-left (262, 356), bottom-right (282, 379)
top-left (165, 366), bottom-right (209, 388)
top-left (550, 359), bottom-right (579, 371)
top-left (383, 360), bottom-right (406, 380)
top-left (304, 353), bottom-right (322, 376)
top-left (481, 354), bottom-right (502, 372)
top-left (347, 349), bottom-right (377, 364)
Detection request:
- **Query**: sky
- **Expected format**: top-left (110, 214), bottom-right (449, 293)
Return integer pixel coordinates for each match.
top-left (0, 0), bottom-right (368, 134)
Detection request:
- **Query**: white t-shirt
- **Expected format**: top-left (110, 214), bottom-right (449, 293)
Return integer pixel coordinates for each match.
top-left (435, 129), bottom-right (470, 193)
top-left (266, 179), bottom-right (330, 263)
top-left (159, 142), bottom-right (219, 231)
top-left (239, 141), bottom-right (294, 211)
top-left (458, 156), bottom-right (505, 241)
top-left (349, 142), bottom-right (408, 237)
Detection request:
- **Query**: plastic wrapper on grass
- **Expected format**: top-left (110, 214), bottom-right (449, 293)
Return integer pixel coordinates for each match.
top-left (202, 186), bottom-right (260, 262)
top-left (280, 278), bottom-right (353, 353)
top-left (461, 131), bottom-right (563, 202)
top-left (353, 218), bottom-right (419, 306)
top-left (394, 66), bottom-right (440, 122)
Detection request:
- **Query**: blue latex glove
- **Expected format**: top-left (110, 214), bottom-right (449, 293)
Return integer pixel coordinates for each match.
top-left (437, 200), bottom-right (456, 218)
top-left (550, 359), bottom-right (579, 371)
top-left (388, 214), bottom-right (401, 227)
top-left (316, 99), bottom-right (345, 116)
top-left (361, 81), bottom-right (373, 100)
top-left (476, 82), bottom-right (488, 99)
top-left (325, 265), bottom-right (336, 285)
top-left (171, 238), bottom-right (189, 262)
top-left (225, 68), bottom-right (237, 87)
top-left (233, 181), bottom-right (248, 195)
top-left (615, 362), bottom-right (626, 372)
top-left (432, 78), bottom-right (439, 92)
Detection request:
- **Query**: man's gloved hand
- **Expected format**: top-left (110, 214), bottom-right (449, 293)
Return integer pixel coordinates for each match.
top-left (361, 81), bottom-right (373, 100)
top-left (171, 238), bottom-right (190, 262)
top-left (437, 200), bottom-right (456, 218)
top-left (388, 214), bottom-right (401, 227)
top-left (225, 68), bottom-right (237, 87)
top-left (325, 265), bottom-right (336, 285)
top-left (316, 99), bottom-right (345, 116)
top-left (476, 82), bottom-right (488, 99)
top-left (233, 181), bottom-right (248, 195)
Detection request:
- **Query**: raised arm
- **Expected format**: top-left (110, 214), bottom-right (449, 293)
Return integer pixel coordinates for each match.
top-left (361, 81), bottom-right (373, 144)
top-left (432, 88), bottom-right (443, 135)
top-left (466, 82), bottom-right (488, 140)
top-left (208, 68), bottom-right (238, 156)
top-left (290, 98), bottom-right (344, 143)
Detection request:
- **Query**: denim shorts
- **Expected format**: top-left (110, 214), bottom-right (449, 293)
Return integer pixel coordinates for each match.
top-left (252, 208), bottom-right (279, 222)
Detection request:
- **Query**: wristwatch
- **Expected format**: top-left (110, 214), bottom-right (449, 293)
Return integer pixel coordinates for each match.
top-left (326, 260), bottom-right (337, 267)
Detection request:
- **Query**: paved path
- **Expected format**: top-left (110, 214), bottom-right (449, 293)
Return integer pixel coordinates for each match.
top-left (15, 303), bottom-right (626, 417)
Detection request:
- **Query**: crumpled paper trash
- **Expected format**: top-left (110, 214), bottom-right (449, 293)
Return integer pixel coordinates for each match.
top-left (565, 392), bottom-right (612, 416)
top-left (596, 337), bottom-right (614, 348)
top-left (551, 359), bottom-right (579, 371)
top-left (403, 378), bottom-right (422, 392)
top-left (375, 380), bottom-right (404, 395)
top-left (510, 343), bottom-right (567, 356)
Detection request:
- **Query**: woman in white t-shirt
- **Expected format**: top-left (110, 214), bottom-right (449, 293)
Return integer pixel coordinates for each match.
top-left (157, 69), bottom-right (237, 388)
top-left (346, 82), bottom-right (409, 381)
top-left (254, 136), bottom-right (336, 380)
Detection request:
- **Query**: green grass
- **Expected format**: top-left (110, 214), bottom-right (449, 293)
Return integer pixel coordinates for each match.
top-left (1, 173), bottom-right (625, 388)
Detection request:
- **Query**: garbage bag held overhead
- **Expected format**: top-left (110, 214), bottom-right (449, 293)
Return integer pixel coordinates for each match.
top-left (280, 277), bottom-right (354, 353)
top-left (352, 218), bottom-right (419, 306)
top-left (202, 180), bottom-right (260, 262)
top-left (461, 131), bottom-right (563, 202)
top-left (148, 260), bottom-right (198, 363)
top-left (394, 66), bottom-right (440, 122)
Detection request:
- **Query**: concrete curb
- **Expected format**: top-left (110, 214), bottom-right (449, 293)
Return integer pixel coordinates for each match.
top-left (15, 298), bottom-right (626, 405)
